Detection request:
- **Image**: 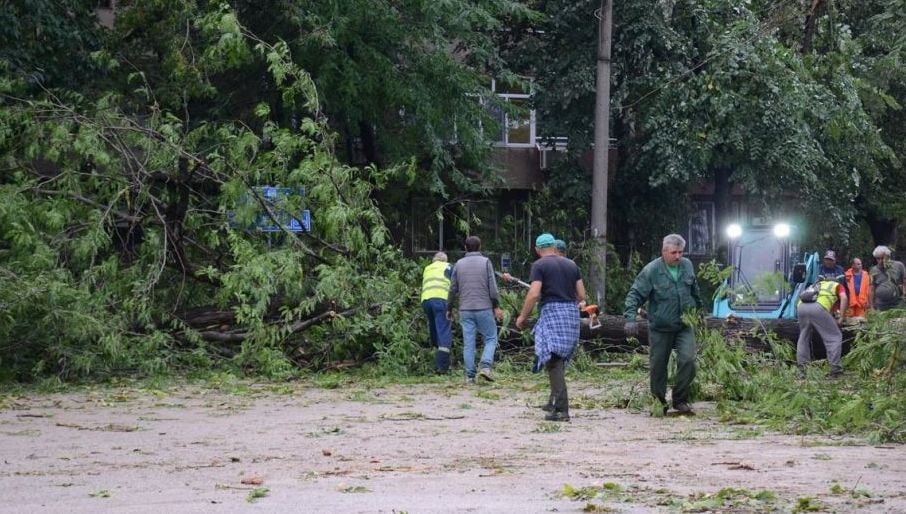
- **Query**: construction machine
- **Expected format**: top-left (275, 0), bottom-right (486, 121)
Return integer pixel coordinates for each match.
top-left (712, 224), bottom-right (819, 320)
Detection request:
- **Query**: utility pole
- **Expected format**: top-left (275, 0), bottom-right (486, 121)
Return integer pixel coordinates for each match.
top-left (590, 0), bottom-right (612, 306)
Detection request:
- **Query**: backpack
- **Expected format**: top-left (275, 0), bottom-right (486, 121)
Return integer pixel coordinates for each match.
top-left (798, 283), bottom-right (820, 303)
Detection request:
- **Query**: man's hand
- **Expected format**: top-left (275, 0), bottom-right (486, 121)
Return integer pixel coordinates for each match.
top-left (446, 309), bottom-right (454, 321)
top-left (624, 321), bottom-right (638, 338)
top-left (516, 314), bottom-right (527, 330)
top-left (493, 307), bottom-right (503, 322)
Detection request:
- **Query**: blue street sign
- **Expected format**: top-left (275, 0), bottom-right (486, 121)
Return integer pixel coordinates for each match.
top-left (229, 186), bottom-right (311, 233)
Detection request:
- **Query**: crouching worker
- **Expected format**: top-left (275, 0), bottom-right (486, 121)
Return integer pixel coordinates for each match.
top-left (797, 275), bottom-right (848, 378)
top-left (516, 233), bottom-right (585, 422)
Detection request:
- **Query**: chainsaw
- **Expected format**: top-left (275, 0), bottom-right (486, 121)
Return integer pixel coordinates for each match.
top-left (496, 271), bottom-right (601, 329)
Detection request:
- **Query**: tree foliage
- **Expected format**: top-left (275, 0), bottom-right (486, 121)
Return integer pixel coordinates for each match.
top-left (0, 0), bottom-right (103, 89)
top-left (505, 0), bottom-right (904, 254)
top-left (0, 3), bottom-right (456, 380)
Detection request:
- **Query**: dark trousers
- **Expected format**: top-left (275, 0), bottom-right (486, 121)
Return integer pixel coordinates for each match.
top-left (796, 302), bottom-right (843, 372)
top-left (545, 354), bottom-right (568, 414)
top-left (648, 327), bottom-right (696, 406)
top-left (422, 299), bottom-right (452, 349)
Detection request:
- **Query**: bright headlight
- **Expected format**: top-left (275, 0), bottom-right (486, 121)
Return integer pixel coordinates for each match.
top-left (773, 223), bottom-right (791, 238)
top-left (726, 223), bottom-right (743, 239)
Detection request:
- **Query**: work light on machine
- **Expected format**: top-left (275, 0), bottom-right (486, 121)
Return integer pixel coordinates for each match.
top-left (726, 223), bottom-right (743, 239)
top-left (773, 223), bottom-right (791, 238)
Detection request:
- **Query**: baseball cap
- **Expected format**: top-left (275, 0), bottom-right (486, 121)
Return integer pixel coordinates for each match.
top-left (823, 250), bottom-right (836, 261)
top-left (554, 239), bottom-right (567, 252)
top-left (535, 233), bottom-right (556, 248)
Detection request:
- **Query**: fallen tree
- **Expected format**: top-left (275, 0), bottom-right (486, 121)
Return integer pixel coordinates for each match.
top-left (495, 313), bottom-right (860, 359)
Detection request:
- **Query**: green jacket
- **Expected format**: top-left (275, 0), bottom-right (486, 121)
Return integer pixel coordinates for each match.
top-left (623, 257), bottom-right (704, 332)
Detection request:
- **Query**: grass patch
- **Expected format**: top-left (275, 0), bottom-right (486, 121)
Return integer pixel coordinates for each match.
top-left (691, 312), bottom-right (906, 443)
top-left (337, 484), bottom-right (371, 493)
top-left (673, 488), bottom-right (778, 511)
top-left (534, 422), bottom-right (564, 433)
top-left (246, 487), bottom-right (269, 502)
top-left (474, 390), bottom-right (501, 400)
top-left (793, 496), bottom-right (824, 512)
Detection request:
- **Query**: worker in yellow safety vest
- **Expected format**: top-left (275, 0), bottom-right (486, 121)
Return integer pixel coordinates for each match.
top-left (421, 252), bottom-right (453, 373)
top-left (796, 276), bottom-right (848, 379)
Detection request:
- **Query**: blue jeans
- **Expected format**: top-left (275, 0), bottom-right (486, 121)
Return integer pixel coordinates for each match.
top-left (422, 299), bottom-right (452, 349)
top-left (459, 309), bottom-right (498, 378)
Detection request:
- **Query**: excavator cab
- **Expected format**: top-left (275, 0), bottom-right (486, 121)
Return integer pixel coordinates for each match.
top-left (712, 224), bottom-right (818, 320)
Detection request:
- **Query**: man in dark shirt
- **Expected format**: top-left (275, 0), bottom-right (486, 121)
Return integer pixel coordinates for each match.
top-left (818, 250), bottom-right (847, 297)
top-left (516, 233), bottom-right (586, 422)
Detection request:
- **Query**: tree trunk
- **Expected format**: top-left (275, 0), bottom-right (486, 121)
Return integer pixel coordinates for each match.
top-left (865, 211), bottom-right (898, 248)
top-left (801, 0), bottom-right (826, 53)
top-left (574, 314), bottom-right (855, 358)
top-left (712, 164), bottom-right (733, 262)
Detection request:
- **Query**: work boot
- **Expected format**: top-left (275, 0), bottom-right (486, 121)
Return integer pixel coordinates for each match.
top-left (434, 349), bottom-right (451, 374)
top-left (673, 402), bottom-right (695, 416)
top-left (544, 410), bottom-right (570, 422)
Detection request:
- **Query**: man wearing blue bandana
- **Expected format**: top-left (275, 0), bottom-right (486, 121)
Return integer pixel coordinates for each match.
top-left (516, 233), bottom-right (586, 422)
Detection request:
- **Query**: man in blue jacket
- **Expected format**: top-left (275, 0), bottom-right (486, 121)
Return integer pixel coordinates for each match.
top-left (624, 234), bottom-right (704, 415)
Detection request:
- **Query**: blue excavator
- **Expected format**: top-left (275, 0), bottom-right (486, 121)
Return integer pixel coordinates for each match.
top-left (712, 224), bottom-right (820, 320)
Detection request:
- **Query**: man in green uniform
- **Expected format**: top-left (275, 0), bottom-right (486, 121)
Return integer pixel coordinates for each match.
top-left (623, 234), bottom-right (704, 415)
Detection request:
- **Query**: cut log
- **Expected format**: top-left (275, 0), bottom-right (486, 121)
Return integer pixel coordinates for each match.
top-left (578, 314), bottom-right (859, 358)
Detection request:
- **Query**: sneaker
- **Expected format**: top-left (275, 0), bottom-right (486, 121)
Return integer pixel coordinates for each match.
top-left (827, 369), bottom-right (845, 379)
top-left (478, 368), bottom-right (494, 382)
top-left (465, 376), bottom-right (476, 385)
top-left (672, 402), bottom-right (695, 415)
top-left (544, 411), bottom-right (570, 422)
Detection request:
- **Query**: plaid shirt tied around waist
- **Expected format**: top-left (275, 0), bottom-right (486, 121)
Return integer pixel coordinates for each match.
top-left (532, 301), bottom-right (580, 372)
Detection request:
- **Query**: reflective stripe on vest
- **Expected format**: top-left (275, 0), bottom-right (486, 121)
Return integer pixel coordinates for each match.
top-left (421, 261), bottom-right (451, 302)
top-left (816, 280), bottom-right (840, 312)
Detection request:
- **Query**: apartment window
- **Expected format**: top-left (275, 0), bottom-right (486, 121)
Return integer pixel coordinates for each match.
top-left (490, 80), bottom-right (535, 148)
